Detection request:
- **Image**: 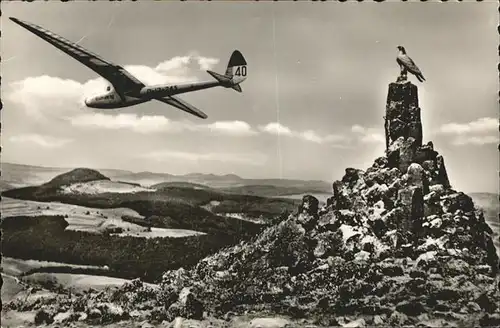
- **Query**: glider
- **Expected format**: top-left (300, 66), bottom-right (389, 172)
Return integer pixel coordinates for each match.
top-left (10, 17), bottom-right (248, 119)
top-left (396, 46), bottom-right (425, 83)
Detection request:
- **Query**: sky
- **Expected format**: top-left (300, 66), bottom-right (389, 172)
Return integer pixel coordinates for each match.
top-left (1, 1), bottom-right (498, 193)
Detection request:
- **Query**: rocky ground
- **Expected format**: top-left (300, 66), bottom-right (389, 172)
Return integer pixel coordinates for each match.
top-left (2, 80), bottom-right (499, 327)
top-left (3, 141), bottom-right (500, 327)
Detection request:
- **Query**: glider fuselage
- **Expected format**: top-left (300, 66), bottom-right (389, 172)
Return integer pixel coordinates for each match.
top-left (84, 80), bottom-right (223, 109)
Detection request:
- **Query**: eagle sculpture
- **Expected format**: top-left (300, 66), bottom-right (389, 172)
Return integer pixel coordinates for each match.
top-left (397, 46), bottom-right (426, 82)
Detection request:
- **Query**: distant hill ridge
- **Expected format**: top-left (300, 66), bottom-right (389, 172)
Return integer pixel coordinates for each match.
top-left (153, 181), bottom-right (213, 190)
top-left (2, 162), bottom-right (332, 191)
top-left (181, 173), bottom-right (243, 180)
top-left (45, 168), bottom-right (110, 188)
top-left (2, 162), bottom-right (329, 183)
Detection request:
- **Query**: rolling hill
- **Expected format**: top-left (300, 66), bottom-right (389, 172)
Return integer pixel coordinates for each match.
top-left (1, 163), bottom-right (131, 190)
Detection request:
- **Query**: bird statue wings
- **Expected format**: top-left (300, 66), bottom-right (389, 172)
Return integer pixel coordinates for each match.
top-left (396, 46), bottom-right (426, 82)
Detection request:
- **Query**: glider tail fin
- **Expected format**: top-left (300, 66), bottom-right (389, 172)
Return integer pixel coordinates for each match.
top-left (224, 50), bottom-right (247, 84)
top-left (207, 50), bottom-right (247, 93)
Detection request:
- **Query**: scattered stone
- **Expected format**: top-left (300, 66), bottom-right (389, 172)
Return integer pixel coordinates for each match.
top-left (34, 309), bottom-right (55, 325)
top-left (373, 315), bottom-right (385, 325)
top-left (381, 264), bottom-right (404, 277)
top-left (476, 292), bottom-right (498, 313)
top-left (140, 321), bottom-right (155, 328)
top-left (388, 311), bottom-right (409, 326)
top-left (299, 195), bottom-right (319, 217)
top-left (479, 313), bottom-right (500, 327)
top-left (343, 318), bottom-right (366, 327)
top-left (436, 155), bottom-right (450, 188)
top-left (396, 300), bottom-right (426, 316)
top-left (53, 311), bottom-right (74, 323)
top-left (177, 288), bottom-right (204, 320)
top-left (407, 163), bottom-right (425, 189)
top-left (88, 308), bottom-right (102, 320)
top-left (248, 317), bottom-right (291, 328)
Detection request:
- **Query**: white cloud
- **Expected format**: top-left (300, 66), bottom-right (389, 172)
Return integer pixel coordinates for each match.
top-left (9, 133), bottom-right (73, 149)
top-left (360, 133), bottom-right (385, 144)
top-left (451, 135), bottom-right (499, 146)
top-left (324, 134), bottom-right (349, 143)
top-left (8, 76), bottom-right (86, 119)
top-left (10, 75), bottom-right (82, 100)
top-left (151, 53), bottom-right (220, 82)
top-left (71, 113), bottom-right (175, 134)
top-left (439, 117), bottom-right (497, 135)
top-left (258, 122), bottom-right (348, 145)
top-left (71, 113), bottom-right (257, 137)
top-left (203, 121), bottom-right (257, 136)
top-left (350, 125), bottom-right (385, 144)
top-left (124, 65), bottom-right (195, 86)
top-left (300, 130), bottom-right (323, 143)
top-left (259, 123), bottom-right (293, 136)
top-left (437, 117), bottom-right (498, 146)
top-left (351, 124), bottom-right (366, 134)
top-left (197, 56), bottom-right (220, 71)
top-left (71, 114), bottom-right (348, 143)
top-left (155, 55), bottom-right (192, 73)
top-left (140, 150), bottom-right (267, 166)
top-left (300, 130), bottom-right (348, 144)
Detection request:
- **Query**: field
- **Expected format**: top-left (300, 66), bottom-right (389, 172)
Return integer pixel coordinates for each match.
top-left (2, 215), bottom-right (237, 282)
top-left (60, 180), bottom-right (154, 195)
top-left (1, 257), bottom-right (107, 276)
top-left (1, 197), bottom-right (205, 238)
top-left (22, 273), bottom-right (132, 293)
top-left (1, 257), bottom-right (123, 304)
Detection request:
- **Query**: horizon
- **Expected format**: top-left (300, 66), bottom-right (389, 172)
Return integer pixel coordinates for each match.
top-left (2, 160), bottom-right (331, 183)
top-left (3, 160), bottom-right (499, 195)
top-left (2, 2), bottom-right (498, 193)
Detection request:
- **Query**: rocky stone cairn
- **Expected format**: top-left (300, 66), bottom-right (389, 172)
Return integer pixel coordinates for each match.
top-left (5, 79), bottom-right (500, 327)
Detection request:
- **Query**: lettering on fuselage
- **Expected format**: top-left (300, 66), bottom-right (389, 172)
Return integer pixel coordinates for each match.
top-left (145, 85), bottom-right (179, 94)
top-left (96, 94), bottom-right (115, 101)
